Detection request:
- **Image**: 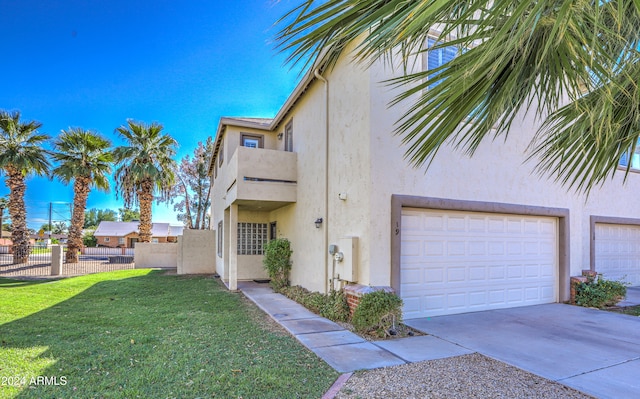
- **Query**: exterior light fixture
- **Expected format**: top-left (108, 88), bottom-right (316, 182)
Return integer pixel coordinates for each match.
top-left (314, 218), bottom-right (323, 228)
top-left (277, 132), bottom-right (284, 140)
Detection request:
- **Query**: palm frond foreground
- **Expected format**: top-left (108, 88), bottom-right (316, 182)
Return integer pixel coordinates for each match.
top-left (276, 0), bottom-right (640, 191)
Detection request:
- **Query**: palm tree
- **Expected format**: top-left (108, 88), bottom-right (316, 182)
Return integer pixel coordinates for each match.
top-left (52, 128), bottom-right (113, 263)
top-left (0, 110), bottom-right (50, 263)
top-left (114, 120), bottom-right (177, 242)
top-left (276, 1), bottom-right (640, 191)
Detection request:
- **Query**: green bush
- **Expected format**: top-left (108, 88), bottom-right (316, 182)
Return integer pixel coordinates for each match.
top-left (82, 231), bottom-right (97, 247)
top-left (263, 238), bottom-right (292, 290)
top-left (352, 290), bottom-right (403, 338)
top-left (575, 275), bottom-right (627, 308)
top-left (279, 285), bottom-right (350, 322)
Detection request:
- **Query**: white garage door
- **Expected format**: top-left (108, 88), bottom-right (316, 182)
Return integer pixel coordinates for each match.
top-left (595, 223), bottom-right (640, 286)
top-left (401, 208), bottom-right (558, 319)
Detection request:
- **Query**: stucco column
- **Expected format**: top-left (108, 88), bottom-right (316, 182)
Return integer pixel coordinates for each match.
top-left (50, 245), bottom-right (63, 276)
top-left (229, 203), bottom-right (238, 291)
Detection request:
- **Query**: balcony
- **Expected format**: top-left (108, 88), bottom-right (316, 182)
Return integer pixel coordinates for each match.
top-left (223, 146), bottom-right (297, 211)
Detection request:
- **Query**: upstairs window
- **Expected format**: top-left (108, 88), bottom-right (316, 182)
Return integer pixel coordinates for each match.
top-left (284, 121), bottom-right (293, 152)
top-left (241, 133), bottom-right (263, 148)
top-left (424, 37), bottom-right (460, 89)
top-left (620, 141), bottom-right (640, 171)
top-left (219, 139), bottom-right (224, 166)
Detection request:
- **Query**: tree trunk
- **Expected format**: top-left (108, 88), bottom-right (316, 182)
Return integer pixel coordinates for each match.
top-left (66, 176), bottom-right (91, 263)
top-left (201, 184), bottom-right (212, 230)
top-left (6, 167), bottom-right (29, 263)
top-left (138, 179), bottom-right (154, 242)
top-left (183, 182), bottom-right (193, 229)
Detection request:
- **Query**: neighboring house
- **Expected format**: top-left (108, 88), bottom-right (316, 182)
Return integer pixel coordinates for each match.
top-left (31, 233), bottom-right (68, 245)
top-left (0, 230), bottom-right (11, 246)
top-left (209, 38), bottom-right (640, 319)
top-left (94, 221), bottom-right (182, 247)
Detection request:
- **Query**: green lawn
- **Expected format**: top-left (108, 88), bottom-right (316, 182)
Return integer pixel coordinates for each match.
top-left (0, 270), bottom-right (338, 398)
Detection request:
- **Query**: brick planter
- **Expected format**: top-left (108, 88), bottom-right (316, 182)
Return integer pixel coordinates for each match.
top-left (343, 284), bottom-right (395, 316)
top-left (570, 276), bottom-right (587, 304)
top-left (569, 270), bottom-right (600, 304)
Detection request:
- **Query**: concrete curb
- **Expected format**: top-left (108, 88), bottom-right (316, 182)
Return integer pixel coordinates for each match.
top-left (321, 372), bottom-right (353, 399)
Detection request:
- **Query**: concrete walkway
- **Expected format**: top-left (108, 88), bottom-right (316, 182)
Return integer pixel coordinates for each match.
top-left (239, 281), bottom-right (471, 373)
top-left (617, 286), bottom-right (640, 307)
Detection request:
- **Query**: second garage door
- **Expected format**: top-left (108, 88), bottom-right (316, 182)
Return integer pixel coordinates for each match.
top-left (595, 223), bottom-right (640, 286)
top-left (401, 208), bottom-right (558, 319)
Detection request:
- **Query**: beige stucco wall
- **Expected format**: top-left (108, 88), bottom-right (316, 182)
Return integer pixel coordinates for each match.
top-left (363, 57), bottom-right (640, 286)
top-left (269, 46), bottom-right (640, 292)
top-left (267, 85), bottom-right (332, 292)
top-left (266, 43), bottom-right (375, 292)
top-left (212, 39), bottom-right (640, 295)
top-left (177, 229), bottom-right (216, 274)
top-left (134, 243), bottom-right (178, 269)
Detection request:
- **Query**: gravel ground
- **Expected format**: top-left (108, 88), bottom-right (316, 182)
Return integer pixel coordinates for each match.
top-left (335, 353), bottom-right (594, 399)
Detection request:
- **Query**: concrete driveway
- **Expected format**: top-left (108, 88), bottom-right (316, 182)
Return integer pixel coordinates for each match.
top-left (405, 301), bottom-right (640, 399)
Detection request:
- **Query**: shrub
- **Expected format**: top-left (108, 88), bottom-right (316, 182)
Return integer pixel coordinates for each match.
top-left (352, 290), bottom-right (403, 337)
top-left (574, 275), bottom-right (627, 308)
top-left (82, 231), bottom-right (97, 247)
top-left (319, 290), bottom-right (350, 322)
top-left (263, 238), bottom-right (292, 290)
top-left (279, 285), bottom-right (350, 322)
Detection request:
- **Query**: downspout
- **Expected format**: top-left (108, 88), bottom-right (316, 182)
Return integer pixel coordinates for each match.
top-left (314, 68), bottom-right (330, 294)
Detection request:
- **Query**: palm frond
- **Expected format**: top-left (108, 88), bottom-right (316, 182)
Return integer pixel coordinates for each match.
top-left (276, 0), bottom-right (640, 192)
top-left (113, 120), bottom-right (177, 208)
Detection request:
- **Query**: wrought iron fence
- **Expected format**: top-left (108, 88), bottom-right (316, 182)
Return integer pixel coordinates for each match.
top-left (0, 245), bottom-right (54, 277)
top-left (0, 245), bottom-right (135, 278)
top-left (66, 246), bottom-right (135, 275)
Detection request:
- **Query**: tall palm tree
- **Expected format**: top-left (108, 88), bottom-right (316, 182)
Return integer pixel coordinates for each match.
top-left (276, 1), bottom-right (640, 191)
top-left (52, 128), bottom-right (113, 263)
top-left (0, 110), bottom-right (50, 263)
top-left (114, 120), bottom-right (177, 243)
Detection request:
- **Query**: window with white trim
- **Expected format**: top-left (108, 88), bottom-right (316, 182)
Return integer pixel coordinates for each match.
top-left (620, 139), bottom-right (640, 170)
top-left (118, 237), bottom-right (125, 245)
top-left (237, 223), bottom-right (267, 255)
top-left (284, 121), bottom-right (293, 152)
top-left (241, 133), bottom-right (263, 148)
top-left (424, 37), bottom-right (460, 89)
top-left (104, 237), bottom-right (110, 242)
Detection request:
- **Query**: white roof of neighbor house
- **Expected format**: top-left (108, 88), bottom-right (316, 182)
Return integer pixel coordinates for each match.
top-left (169, 225), bottom-right (184, 236)
top-left (94, 221), bottom-right (171, 237)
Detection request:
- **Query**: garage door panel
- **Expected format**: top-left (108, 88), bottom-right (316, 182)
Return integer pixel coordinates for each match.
top-left (447, 216), bottom-right (466, 231)
top-left (424, 214), bottom-right (444, 231)
top-left (487, 218), bottom-right (505, 232)
top-left (595, 223), bottom-right (640, 286)
top-left (447, 241), bottom-right (466, 256)
top-left (401, 208), bottom-right (558, 318)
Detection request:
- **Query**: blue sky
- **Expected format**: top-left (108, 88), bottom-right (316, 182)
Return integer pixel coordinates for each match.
top-left (0, 0), bottom-right (302, 228)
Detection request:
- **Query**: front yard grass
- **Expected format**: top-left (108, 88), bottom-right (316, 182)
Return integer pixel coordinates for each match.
top-left (0, 270), bottom-right (338, 398)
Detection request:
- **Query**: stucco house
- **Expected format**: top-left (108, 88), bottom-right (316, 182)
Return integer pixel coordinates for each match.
top-left (94, 221), bottom-right (182, 248)
top-left (209, 39), bottom-right (640, 319)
